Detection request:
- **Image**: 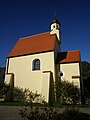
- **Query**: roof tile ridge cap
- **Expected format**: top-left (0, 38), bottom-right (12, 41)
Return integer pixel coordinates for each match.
top-left (20, 31), bottom-right (50, 40)
top-left (67, 50), bottom-right (80, 53)
top-left (50, 33), bottom-right (57, 37)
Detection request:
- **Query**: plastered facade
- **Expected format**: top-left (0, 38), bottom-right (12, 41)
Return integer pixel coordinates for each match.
top-left (60, 63), bottom-right (80, 88)
top-left (6, 51), bottom-right (55, 101)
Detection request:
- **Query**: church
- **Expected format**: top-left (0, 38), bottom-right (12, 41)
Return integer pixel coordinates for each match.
top-left (5, 17), bottom-right (83, 103)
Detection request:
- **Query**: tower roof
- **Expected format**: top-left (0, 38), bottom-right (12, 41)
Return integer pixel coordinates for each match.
top-left (50, 16), bottom-right (61, 26)
top-left (56, 50), bottom-right (80, 64)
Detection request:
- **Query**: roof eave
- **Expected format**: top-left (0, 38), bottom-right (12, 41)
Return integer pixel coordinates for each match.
top-left (7, 50), bottom-right (54, 58)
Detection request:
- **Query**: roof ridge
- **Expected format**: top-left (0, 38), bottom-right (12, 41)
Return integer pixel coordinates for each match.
top-left (68, 50), bottom-right (80, 52)
top-left (20, 31), bottom-right (50, 40)
top-left (61, 50), bottom-right (80, 53)
top-left (7, 31), bottom-right (56, 58)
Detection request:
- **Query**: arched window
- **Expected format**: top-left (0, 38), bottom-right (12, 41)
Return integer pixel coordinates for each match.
top-left (32, 59), bottom-right (40, 70)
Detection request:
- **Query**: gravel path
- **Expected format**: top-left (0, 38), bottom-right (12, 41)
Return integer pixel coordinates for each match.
top-left (0, 106), bottom-right (21, 120)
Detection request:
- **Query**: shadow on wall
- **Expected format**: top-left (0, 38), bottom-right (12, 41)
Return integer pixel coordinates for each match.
top-left (0, 67), bottom-right (5, 82)
top-left (49, 72), bottom-right (55, 105)
top-left (56, 52), bottom-right (67, 64)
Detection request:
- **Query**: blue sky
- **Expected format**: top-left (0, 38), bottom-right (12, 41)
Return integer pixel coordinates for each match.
top-left (0, 0), bottom-right (90, 66)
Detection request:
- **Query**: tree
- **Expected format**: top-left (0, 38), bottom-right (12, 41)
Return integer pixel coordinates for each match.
top-left (0, 81), bottom-right (10, 101)
top-left (83, 76), bottom-right (90, 102)
top-left (81, 61), bottom-right (90, 80)
top-left (81, 61), bottom-right (90, 103)
top-left (56, 80), bottom-right (80, 104)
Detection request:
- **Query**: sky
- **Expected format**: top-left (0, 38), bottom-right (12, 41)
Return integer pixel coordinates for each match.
top-left (0, 0), bottom-right (90, 67)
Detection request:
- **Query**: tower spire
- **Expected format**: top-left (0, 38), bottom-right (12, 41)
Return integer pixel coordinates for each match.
top-left (54, 11), bottom-right (56, 18)
top-left (50, 17), bottom-right (61, 44)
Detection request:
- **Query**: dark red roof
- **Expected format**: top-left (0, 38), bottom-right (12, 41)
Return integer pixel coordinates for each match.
top-left (56, 50), bottom-right (80, 63)
top-left (7, 32), bottom-right (56, 58)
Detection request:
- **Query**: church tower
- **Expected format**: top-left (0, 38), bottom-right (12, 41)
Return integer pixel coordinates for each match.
top-left (50, 17), bottom-right (61, 44)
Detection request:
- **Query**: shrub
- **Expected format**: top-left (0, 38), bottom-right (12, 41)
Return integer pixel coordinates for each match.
top-left (56, 80), bottom-right (80, 104)
top-left (22, 88), bottom-right (46, 104)
top-left (0, 81), bottom-right (11, 101)
top-left (14, 88), bottom-right (46, 104)
top-left (55, 108), bottom-right (90, 120)
top-left (14, 87), bottom-right (24, 101)
top-left (19, 106), bottom-right (57, 120)
top-left (19, 106), bottom-right (90, 120)
top-left (19, 88), bottom-right (90, 120)
top-left (19, 89), bottom-right (55, 120)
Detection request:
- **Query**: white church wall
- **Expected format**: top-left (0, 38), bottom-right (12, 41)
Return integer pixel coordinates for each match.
top-left (60, 62), bottom-right (80, 88)
top-left (7, 51), bottom-right (55, 96)
top-left (5, 74), bottom-right (12, 84)
top-left (41, 72), bottom-right (51, 102)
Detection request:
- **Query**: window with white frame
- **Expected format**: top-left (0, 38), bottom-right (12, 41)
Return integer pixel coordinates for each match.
top-left (32, 59), bottom-right (40, 70)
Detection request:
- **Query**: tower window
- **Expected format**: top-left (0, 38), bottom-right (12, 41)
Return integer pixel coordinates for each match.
top-left (53, 25), bottom-right (55, 28)
top-left (32, 59), bottom-right (40, 70)
top-left (56, 25), bottom-right (59, 29)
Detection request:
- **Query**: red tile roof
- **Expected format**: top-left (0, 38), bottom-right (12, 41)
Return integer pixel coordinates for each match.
top-left (7, 32), bottom-right (56, 58)
top-left (56, 50), bottom-right (80, 63)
